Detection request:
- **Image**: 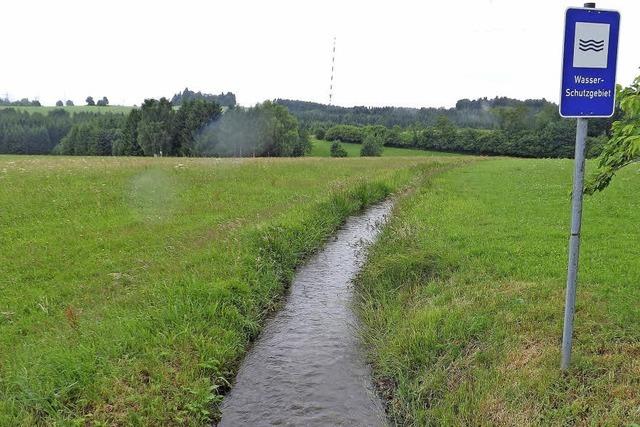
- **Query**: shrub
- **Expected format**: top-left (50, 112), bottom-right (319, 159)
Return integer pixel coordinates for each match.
top-left (330, 141), bottom-right (347, 157)
top-left (360, 134), bottom-right (383, 157)
top-left (194, 101), bottom-right (306, 157)
top-left (325, 124), bottom-right (364, 144)
top-left (292, 129), bottom-right (312, 157)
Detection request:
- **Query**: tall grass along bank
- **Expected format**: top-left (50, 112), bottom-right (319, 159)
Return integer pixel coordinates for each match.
top-left (356, 159), bottom-right (639, 425)
top-left (0, 155), bottom-right (464, 425)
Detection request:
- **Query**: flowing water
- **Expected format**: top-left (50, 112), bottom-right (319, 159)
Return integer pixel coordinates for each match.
top-left (218, 201), bottom-right (393, 427)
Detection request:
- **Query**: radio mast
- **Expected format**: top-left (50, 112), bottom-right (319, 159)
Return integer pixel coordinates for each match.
top-left (329, 37), bottom-right (336, 105)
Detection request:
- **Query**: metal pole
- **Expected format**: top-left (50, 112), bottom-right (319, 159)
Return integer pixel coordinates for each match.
top-left (561, 117), bottom-right (588, 370)
top-left (560, 1), bottom-right (596, 372)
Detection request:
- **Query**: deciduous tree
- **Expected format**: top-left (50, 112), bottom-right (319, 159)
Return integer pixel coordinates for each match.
top-left (586, 75), bottom-right (640, 193)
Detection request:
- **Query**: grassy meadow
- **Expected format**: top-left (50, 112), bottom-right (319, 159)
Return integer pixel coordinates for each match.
top-left (309, 138), bottom-right (455, 158)
top-left (0, 154), bottom-right (465, 425)
top-left (356, 159), bottom-right (640, 425)
top-left (1, 152), bottom-right (638, 426)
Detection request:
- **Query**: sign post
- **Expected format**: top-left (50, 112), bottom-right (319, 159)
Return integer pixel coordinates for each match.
top-left (559, 3), bottom-right (619, 370)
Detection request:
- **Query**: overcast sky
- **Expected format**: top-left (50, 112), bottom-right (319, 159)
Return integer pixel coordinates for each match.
top-left (1, 0), bottom-right (638, 108)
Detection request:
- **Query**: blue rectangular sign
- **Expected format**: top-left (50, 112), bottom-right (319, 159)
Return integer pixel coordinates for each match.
top-left (560, 8), bottom-right (620, 118)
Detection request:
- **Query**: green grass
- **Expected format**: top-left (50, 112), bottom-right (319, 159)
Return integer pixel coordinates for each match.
top-left (356, 158), bottom-right (640, 425)
top-left (0, 105), bottom-right (133, 115)
top-left (0, 154), bottom-right (465, 425)
top-left (309, 137), bottom-right (455, 158)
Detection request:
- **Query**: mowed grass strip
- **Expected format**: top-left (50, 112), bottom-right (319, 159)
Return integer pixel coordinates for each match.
top-left (309, 137), bottom-right (455, 158)
top-left (0, 155), bottom-right (465, 425)
top-left (356, 158), bottom-right (640, 425)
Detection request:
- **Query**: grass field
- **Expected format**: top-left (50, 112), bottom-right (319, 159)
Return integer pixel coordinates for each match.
top-left (309, 138), bottom-right (454, 158)
top-left (356, 159), bottom-right (640, 425)
top-left (0, 105), bottom-right (133, 114)
top-left (0, 154), bottom-right (466, 425)
top-left (1, 153), bottom-right (637, 425)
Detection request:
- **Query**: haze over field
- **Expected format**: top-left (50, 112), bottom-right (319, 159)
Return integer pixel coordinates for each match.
top-left (2, 0), bottom-right (639, 108)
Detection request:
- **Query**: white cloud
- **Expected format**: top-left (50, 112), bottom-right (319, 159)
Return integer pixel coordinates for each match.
top-left (0, 0), bottom-right (637, 108)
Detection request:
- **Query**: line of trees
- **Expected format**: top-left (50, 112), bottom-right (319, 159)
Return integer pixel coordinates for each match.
top-left (0, 98), bottom-right (311, 158)
top-left (320, 103), bottom-right (612, 158)
top-left (171, 88), bottom-right (237, 108)
top-left (54, 115), bottom-right (125, 156)
top-left (0, 92), bottom-right (618, 159)
top-left (324, 124), bottom-right (403, 146)
top-left (85, 96), bottom-right (110, 107)
top-left (0, 97), bottom-right (41, 107)
top-left (0, 109), bottom-right (114, 154)
top-left (56, 98), bottom-right (223, 156)
top-left (1, 86), bottom-right (237, 110)
top-left (277, 97), bottom-right (559, 129)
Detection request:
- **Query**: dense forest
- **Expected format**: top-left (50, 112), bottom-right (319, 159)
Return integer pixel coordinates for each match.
top-left (0, 109), bottom-right (113, 154)
top-left (275, 97), bottom-right (553, 128)
top-left (54, 98), bottom-right (223, 156)
top-left (0, 97), bottom-right (308, 157)
top-left (320, 102), bottom-right (612, 158)
top-left (281, 96), bottom-right (616, 158)
top-left (0, 93), bottom-right (617, 159)
top-left (277, 97), bottom-right (615, 133)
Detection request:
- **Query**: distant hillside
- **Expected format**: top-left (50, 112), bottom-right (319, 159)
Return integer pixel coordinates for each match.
top-left (0, 97), bottom-right (42, 107)
top-left (171, 88), bottom-right (236, 107)
top-left (275, 97), bottom-right (556, 129)
top-left (0, 105), bottom-right (133, 115)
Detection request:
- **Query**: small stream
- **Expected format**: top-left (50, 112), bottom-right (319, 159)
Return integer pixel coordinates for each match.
top-left (218, 201), bottom-right (393, 426)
